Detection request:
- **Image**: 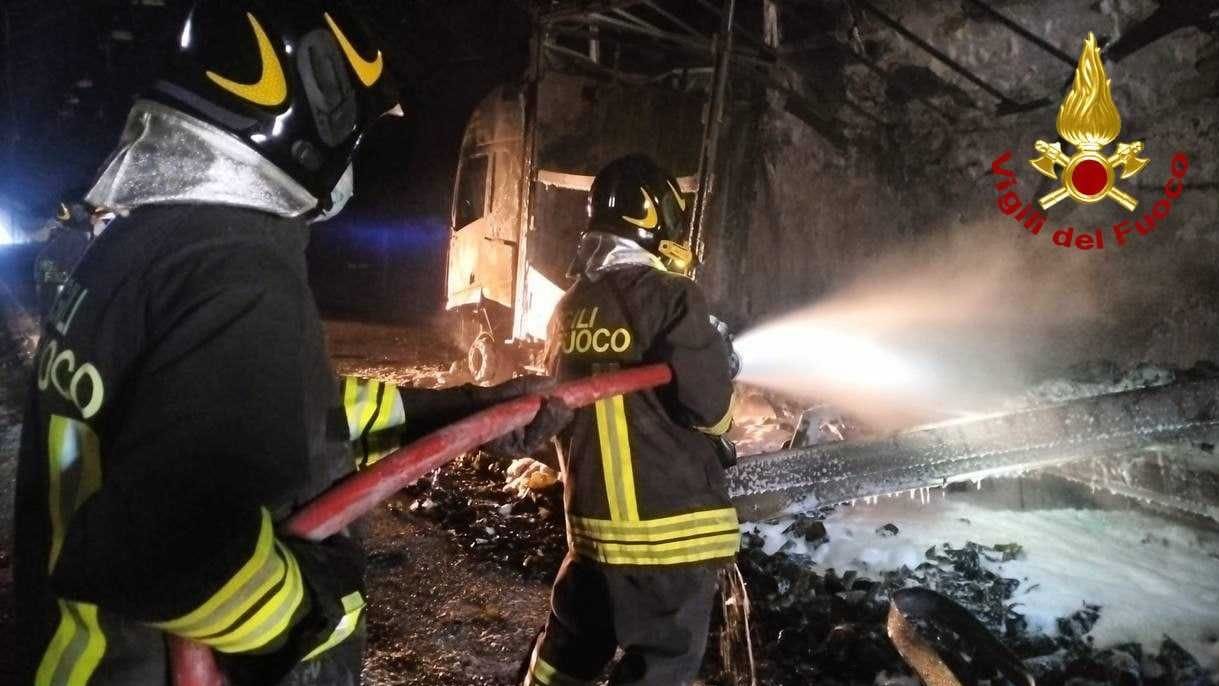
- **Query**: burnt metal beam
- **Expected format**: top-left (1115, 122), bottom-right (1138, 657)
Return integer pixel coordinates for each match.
top-left (729, 377), bottom-right (1219, 522)
top-left (691, 0), bottom-right (770, 50)
top-left (843, 45), bottom-right (957, 124)
top-left (547, 24), bottom-right (772, 83)
top-left (641, 0), bottom-right (704, 38)
top-left (538, 0), bottom-right (643, 22)
top-left (550, 14), bottom-right (770, 64)
top-left (581, 11), bottom-right (717, 53)
top-left (547, 24), bottom-right (711, 66)
top-left (725, 60), bottom-right (861, 141)
top-left (963, 0), bottom-right (1075, 66)
top-left (777, 90), bottom-right (850, 150)
top-left (857, 0), bottom-right (1022, 111)
top-left (611, 7), bottom-right (659, 32)
top-left (543, 40), bottom-right (651, 82)
top-left (841, 94), bottom-right (887, 126)
top-left (515, 24), bottom-right (544, 344)
top-left (690, 0), bottom-right (737, 270)
top-left (1009, 2), bottom-right (1219, 123)
top-left (1104, 0), bottom-right (1219, 63)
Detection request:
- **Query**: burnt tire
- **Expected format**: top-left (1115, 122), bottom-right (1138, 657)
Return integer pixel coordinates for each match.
top-left (468, 335), bottom-right (500, 384)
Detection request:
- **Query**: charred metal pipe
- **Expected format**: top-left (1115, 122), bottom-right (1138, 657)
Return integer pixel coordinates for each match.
top-left (171, 364), bottom-right (674, 685)
top-left (730, 377), bottom-right (1219, 521)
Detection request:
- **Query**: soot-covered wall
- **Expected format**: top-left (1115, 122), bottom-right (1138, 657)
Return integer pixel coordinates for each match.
top-left (699, 0), bottom-right (1218, 371)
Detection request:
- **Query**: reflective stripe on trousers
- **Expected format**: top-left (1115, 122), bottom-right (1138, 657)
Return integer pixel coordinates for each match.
top-left (525, 640), bottom-right (593, 686)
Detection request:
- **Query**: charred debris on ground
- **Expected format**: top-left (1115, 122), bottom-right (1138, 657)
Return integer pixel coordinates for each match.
top-left (393, 446), bottom-right (1214, 685)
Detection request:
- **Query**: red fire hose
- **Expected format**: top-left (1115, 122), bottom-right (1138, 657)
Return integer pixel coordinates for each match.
top-left (170, 364), bottom-right (673, 686)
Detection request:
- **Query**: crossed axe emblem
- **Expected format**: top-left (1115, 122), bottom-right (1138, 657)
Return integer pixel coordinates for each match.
top-left (1029, 140), bottom-right (1149, 211)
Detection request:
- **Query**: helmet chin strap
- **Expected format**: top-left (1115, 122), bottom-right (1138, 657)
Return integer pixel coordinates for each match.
top-left (310, 164), bottom-right (355, 224)
top-left (658, 240), bottom-right (694, 275)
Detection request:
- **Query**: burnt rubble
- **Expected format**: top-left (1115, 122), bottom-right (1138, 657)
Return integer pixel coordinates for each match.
top-left (392, 452), bottom-right (568, 581)
top-left (729, 513), bottom-right (1213, 686)
top-left (389, 459), bottom-right (1212, 685)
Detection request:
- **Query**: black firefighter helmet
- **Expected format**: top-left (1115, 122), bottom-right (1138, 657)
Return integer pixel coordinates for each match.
top-left (588, 154), bottom-right (694, 272)
top-left (150, 0), bottom-right (401, 207)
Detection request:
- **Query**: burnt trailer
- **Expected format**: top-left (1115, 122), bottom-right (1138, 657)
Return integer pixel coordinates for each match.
top-left (444, 0), bottom-right (769, 380)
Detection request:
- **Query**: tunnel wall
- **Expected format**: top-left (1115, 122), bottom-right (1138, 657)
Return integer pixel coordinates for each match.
top-left (699, 0), bottom-right (1218, 372)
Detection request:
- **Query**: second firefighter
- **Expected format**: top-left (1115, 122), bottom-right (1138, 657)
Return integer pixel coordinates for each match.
top-left (525, 155), bottom-right (740, 686)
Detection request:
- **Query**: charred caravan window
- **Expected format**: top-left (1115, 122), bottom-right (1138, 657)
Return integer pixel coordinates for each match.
top-left (455, 155), bottom-right (489, 229)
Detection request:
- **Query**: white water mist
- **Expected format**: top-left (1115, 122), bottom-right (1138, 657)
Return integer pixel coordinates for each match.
top-left (729, 223), bottom-right (1125, 428)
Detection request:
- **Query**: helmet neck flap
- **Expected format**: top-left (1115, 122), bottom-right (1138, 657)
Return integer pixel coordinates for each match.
top-left (570, 231), bottom-right (667, 282)
top-left (86, 100), bottom-right (317, 217)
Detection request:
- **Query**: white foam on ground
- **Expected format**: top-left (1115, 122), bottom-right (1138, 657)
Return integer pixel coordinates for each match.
top-left (744, 494), bottom-right (1219, 671)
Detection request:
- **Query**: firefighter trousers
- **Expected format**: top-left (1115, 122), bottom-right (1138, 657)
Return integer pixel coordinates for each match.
top-left (525, 554), bottom-right (720, 686)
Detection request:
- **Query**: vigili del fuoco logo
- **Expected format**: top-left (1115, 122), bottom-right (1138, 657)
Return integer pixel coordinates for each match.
top-left (989, 33), bottom-right (1190, 251)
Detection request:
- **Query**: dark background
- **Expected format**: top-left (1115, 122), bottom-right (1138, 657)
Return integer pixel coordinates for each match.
top-left (0, 0), bottom-right (533, 319)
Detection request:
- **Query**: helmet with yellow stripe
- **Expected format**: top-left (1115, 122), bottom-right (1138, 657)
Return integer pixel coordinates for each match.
top-left (152, 0), bottom-right (401, 208)
top-left (588, 154), bottom-right (694, 272)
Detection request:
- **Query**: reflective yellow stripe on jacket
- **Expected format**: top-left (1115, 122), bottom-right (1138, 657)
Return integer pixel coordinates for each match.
top-left (150, 508), bottom-right (305, 654)
top-left (593, 394), bottom-right (638, 522)
top-left (343, 376), bottom-right (406, 467)
top-left (584, 388), bottom-right (740, 565)
top-left (569, 508), bottom-right (740, 566)
top-left (38, 416), bottom-right (106, 686)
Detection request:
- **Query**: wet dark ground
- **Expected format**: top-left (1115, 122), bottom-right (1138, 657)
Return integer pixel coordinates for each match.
top-left (358, 505), bottom-right (550, 685)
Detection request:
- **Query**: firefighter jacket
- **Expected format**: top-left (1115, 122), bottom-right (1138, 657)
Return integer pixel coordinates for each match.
top-left (549, 232), bottom-right (739, 568)
top-left (14, 204), bottom-right (424, 686)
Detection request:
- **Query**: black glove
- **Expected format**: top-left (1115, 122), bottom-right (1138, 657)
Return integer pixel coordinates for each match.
top-left (483, 396), bottom-right (574, 458)
top-left (220, 534), bottom-right (365, 682)
top-left (397, 375), bottom-right (557, 441)
top-left (709, 315), bottom-right (741, 380)
top-left (470, 374), bottom-right (557, 405)
top-left (283, 534), bottom-right (366, 643)
top-left (713, 436), bottom-right (738, 469)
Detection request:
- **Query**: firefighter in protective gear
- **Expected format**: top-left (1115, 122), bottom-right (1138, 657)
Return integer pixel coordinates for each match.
top-left (523, 155), bottom-right (740, 686)
top-left (14, 3), bottom-right (550, 685)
